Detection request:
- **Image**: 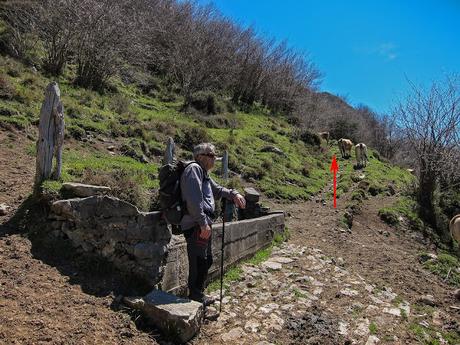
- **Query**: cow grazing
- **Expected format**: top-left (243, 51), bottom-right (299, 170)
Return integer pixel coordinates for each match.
top-left (450, 214), bottom-right (460, 243)
top-left (318, 131), bottom-right (330, 144)
top-left (338, 138), bottom-right (353, 158)
top-left (355, 143), bottom-right (368, 168)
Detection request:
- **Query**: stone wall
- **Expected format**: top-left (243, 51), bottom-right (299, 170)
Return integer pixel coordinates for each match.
top-left (49, 195), bottom-right (171, 286)
top-left (49, 194), bottom-right (285, 292)
top-left (160, 213), bottom-right (285, 293)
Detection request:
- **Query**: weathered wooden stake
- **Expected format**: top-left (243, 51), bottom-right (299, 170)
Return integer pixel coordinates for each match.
top-left (222, 150), bottom-right (229, 180)
top-left (164, 137), bottom-right (175, 164)
top-left (35, 82), bottom-right (65, 188)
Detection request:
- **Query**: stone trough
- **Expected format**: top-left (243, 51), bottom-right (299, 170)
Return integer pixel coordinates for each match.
top-left (47, 183), bottom-right (285, 342)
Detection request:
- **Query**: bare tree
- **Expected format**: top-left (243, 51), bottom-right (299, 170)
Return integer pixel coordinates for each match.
top-left (0, 1), bottom-right (40, 63)
top-left (34, 0), bottom-right (79, 76)
top-left (72, 0), bottom-right (137, 90)
top-left (393, 75), bottom-right (460, 236)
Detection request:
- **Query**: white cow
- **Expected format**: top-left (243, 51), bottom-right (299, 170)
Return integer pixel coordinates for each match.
top-left (355, 143), bottom-right (368, 168)
top-left (450, 214), bottom-right (460, 243)
top-left (338, 138), bottom-right (353, 158)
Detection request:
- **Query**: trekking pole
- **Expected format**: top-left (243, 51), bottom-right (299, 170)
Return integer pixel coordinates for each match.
top-left (219, 198), bottom-right (226, 314)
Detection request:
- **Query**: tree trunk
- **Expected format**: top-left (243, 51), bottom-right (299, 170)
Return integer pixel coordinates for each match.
top-left (418, 168), bottom-right (436, 228)
top-left (35, 82), bottom-right (64, 189)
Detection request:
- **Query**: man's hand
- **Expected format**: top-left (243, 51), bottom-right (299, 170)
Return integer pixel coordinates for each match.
top-left (199, 224), bottom-right (212, 240)
top-left (233, 193), bottom-right (246, 209)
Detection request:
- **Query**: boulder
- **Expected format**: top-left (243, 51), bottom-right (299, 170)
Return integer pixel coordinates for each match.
top-left (244, 187), bottom-right (261, 203)
top-left (126, 290), bottom-right (203, 343)
top-left (61, 182), bottom-right (111, 197)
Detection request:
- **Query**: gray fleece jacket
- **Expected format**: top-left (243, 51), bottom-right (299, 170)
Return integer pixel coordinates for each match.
top-left (180, 162), bottom-right (237, 230)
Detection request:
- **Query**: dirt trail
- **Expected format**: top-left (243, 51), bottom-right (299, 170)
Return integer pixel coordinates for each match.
top-left (0, 131), bottom-right (158, 345)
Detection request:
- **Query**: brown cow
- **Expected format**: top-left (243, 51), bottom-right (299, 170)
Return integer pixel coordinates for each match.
top-left (338, 138), bottom-right (353, 158)
top-left (355, 143), bottom-right (368, 168)
top-left (450, 214), bottom-right (460, 243)
top-left (318, 131), bottom-right (330, 144)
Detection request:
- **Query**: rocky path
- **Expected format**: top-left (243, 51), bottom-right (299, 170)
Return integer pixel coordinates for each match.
top-left (196, 191), bottom-right (460, 344)
top-left (196, 243), bottom-right (411, 344)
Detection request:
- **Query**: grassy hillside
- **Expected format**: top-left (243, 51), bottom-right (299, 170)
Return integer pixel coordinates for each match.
top-left (0, 55), bottom-right (414, 211)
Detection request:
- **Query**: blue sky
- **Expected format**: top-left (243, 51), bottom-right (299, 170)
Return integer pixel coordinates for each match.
top-left (197, 0), bottom-right (460, 114)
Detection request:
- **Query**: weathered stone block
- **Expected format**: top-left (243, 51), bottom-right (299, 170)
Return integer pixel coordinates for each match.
top-left (244, 187), bottom-right (260, 203)
top-left (61, 182), bottom-right (111, 197)
top-left (134, 290), bottom-right (203, 344)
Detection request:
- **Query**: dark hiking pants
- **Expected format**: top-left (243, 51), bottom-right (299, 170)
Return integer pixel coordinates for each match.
top-left (184, 226), bottom-right (213, 300)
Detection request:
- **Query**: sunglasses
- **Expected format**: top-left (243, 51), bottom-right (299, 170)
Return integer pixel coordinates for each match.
top-left (202, 153), bottom-right (216, 158)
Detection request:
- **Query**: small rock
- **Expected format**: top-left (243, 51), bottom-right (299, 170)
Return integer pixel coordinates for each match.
top-left (340, 288), bottom-right (359, 297)
top-left (453, 289), bottom-right (460, 301)
top-left (366, 335), bottom-right (380, 345)
top-left (246, 280), bottom-right (257, 288)
top-left (221, 296), bottom-right (231, 305)
top-left (0, 204), bottom-right (9, 216)
top-left (338, 321), bottom-right (348, 336)
top-left (204, 306), bottom-right (219, 321)
top-left (260, 145), bottom-right (285, 156)
top-left (264, 313), bottom-right (284, 331)
top-left (354, 318), bottom-right (370, 337)
top-left (418, 294), bottom-right (437, 306)
top-left (222, 327), bottom-right (245, 342)
top-left (270, 256), bottom-right (294, 264)
top-left (419, 253), bottom-right (438, 263)
top-left (107, 145), bottom-right (116, 151)
top-left (383, 307), bottom-right (401, 317)
top-left (262, 261), bottom-right (282, 271)
top-left (419, 320), bottom-right (430, 328)
top-left (258, 303), bottom-right (279, 314)
top-left (244, 319), bottom-right (260, 332)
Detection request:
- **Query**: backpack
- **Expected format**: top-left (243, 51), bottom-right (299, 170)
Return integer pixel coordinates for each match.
top-left (158, 160), bottom-right (200, 229)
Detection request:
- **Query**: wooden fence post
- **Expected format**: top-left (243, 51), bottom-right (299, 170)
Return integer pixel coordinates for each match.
top-left (221, 150), bottom-right (229, 180)
top-left (164, 137), bottom-right (175, 165)
top-left (35, 82), bottom-right (65, 188)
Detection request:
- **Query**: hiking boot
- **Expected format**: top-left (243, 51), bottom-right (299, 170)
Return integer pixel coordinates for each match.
top-left (201, 294), bottom-right (217, 307)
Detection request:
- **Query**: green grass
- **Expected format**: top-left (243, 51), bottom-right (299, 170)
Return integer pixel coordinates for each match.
top-left (293, 288), bottom-right (308, 299)
top-left (379, 197), bottom-right (423, 230)
top-left (0, 53), bottom-right (415, 205)
top-left (409, 322), bottom-right (460, 345)
top-left (60, 149), bottom-right (159, 189)
top-left (369, 322), bottom-right (378, 335)
top-left (422, 251), bottom-right (460, 286)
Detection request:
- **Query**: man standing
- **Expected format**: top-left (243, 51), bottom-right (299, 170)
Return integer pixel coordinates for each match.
top-left (181, 143), bottom-right (246, 305)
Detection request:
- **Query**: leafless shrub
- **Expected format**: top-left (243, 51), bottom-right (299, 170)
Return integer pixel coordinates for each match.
top-left (393, 75), bottom-right (460, 238)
